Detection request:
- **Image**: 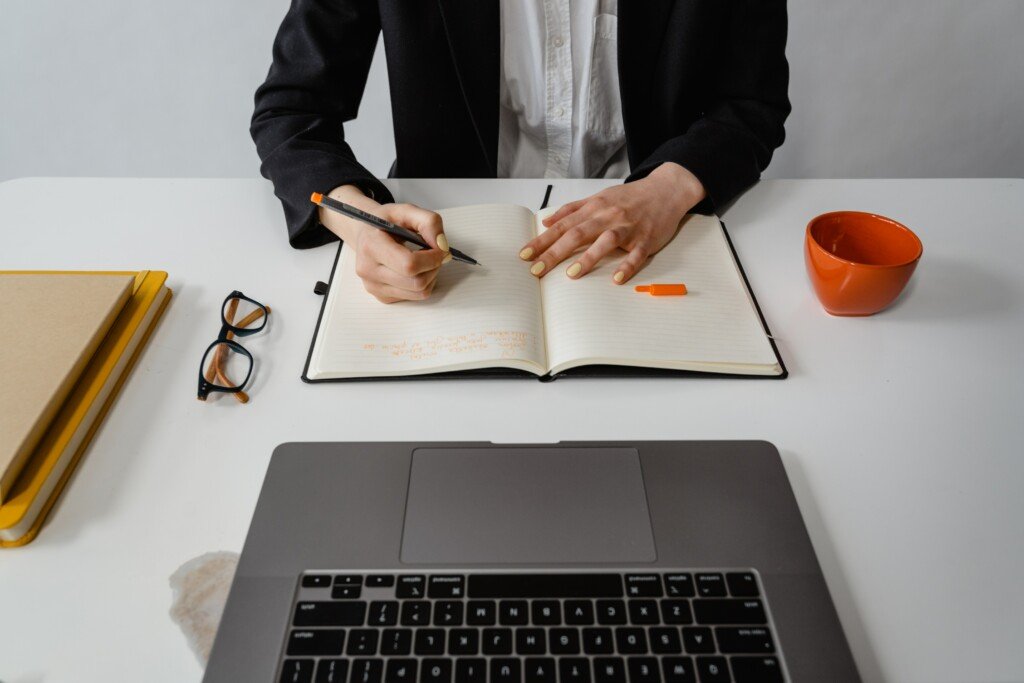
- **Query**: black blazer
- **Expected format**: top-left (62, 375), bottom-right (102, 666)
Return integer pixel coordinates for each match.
top-left (252, 0), bottom-right (790, 248)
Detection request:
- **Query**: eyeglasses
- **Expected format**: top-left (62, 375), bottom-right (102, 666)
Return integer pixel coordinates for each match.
top-left (197, 291), bottom-right (270, 403)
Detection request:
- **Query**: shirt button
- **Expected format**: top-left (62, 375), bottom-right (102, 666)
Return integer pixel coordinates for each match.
top-left (554, 107), bottom-right (565, 118)
top-left (552, 36), bottom-right (564, 48)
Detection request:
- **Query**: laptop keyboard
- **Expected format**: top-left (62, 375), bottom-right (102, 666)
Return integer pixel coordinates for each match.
top-left (279, 571), bottom-right (786, 683)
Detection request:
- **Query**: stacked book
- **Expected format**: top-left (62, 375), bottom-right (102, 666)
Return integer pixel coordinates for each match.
top-left (0, 270), bottom-right (170, 547)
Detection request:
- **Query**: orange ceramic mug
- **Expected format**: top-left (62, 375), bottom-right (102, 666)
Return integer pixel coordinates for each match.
top-left (805, 211), bottom-right (923, 316)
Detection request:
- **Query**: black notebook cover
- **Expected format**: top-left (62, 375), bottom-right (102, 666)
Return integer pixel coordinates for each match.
top-left (301, 220), bottom-right (788, 383)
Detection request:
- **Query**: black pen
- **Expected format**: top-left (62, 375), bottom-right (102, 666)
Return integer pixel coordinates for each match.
top-left (311, 192), bottom-right (480, 266)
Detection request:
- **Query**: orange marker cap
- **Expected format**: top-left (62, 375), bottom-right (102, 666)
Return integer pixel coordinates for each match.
top-left (634, 283), bottom-right (688, 296)
top-left (310, 192), bottom-right (324, 204)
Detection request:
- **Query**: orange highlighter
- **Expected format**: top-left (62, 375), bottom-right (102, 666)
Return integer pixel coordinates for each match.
top-left (634, 283), bottom-right (688, 296)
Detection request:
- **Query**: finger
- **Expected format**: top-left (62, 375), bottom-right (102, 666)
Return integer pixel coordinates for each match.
top-left (541, 200), bottom-right (585, 227)
top-left (612, 243), bottom-right (652, 285)
top-left (520, 203), bottom-right (596, 261)
top-left (365, 230), bottom-right (446, 277)
top-left (369, 262), bottom-right (441, 293)
top-left (384, 203), bottom-right (449, 252)
top-left (364, 279), bottom-right (435, 303)
top-left (565, 227), bottom-right (627, 279)
top-left (530, 221), bottom-right (603, 278)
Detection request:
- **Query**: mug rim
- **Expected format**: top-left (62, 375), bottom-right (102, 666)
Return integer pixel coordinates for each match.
top-left (806, 211), bottom-right (923, 269)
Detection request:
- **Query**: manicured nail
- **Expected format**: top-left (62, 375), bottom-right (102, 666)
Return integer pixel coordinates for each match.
top-left (613, 271), bottom-right (625, 283)
top-left (530, 262), bottom-right (546, 276)
top-left (436, 234), bottom-right (450, 252)
top-left (442, 253), bottom-right (453, 264)
top-left (566, 263), bottom-right (582, 278)
top-left (519, 247), bottom-right (534, 261)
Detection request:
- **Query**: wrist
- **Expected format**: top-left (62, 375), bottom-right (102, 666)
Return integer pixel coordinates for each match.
top-left (320, 184), bottom-right (379, 245)
top-left (648, 162), bottom-right (706, 215)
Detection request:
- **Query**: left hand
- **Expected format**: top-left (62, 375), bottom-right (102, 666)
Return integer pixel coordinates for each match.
top-left (519, 162), bottom-right (706, 283)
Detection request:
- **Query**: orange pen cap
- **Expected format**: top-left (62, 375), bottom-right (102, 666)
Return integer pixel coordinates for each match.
top-left (310, 192), bottom-right (324, 204)
top-left (635, 283), bottom-right (688, 296)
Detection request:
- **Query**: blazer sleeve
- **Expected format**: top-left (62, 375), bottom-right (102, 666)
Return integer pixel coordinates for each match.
top-left (627, 0), bottom-right (791, 213)
top-left (251, 0), bottom-right (394, 248)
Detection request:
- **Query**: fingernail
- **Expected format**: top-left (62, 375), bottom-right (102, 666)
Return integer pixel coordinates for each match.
top-left (442, 253), bottom-right (453, 264)
top-left (530, 262), bottom-right (546, 276)
top-left (519, 247), bottom-right (534, 260)
top-left (436, 234), bottom-right (450, 252)
top-left (614, 271), bottom-right (625, 283)
top-left (566, 263), bottom-right (582, 278)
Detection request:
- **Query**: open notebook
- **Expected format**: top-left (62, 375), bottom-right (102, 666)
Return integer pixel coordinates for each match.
top-left (303, 204), bottom-right (785, 381)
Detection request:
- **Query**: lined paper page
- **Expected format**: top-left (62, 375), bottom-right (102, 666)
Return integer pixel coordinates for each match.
top-left (539, 214), bottom-right (781, 376)
top-left (309, 204), bottom-right (546, 379)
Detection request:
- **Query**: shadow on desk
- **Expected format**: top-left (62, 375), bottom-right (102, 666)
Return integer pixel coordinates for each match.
top-left (780, 451), bottom-right (884, 683)
top-left (884, 257), bottom-right (1018, 322)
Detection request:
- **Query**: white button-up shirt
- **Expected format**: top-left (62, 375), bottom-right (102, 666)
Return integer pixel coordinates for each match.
top-left (497, 0), bottom-right (630, 179)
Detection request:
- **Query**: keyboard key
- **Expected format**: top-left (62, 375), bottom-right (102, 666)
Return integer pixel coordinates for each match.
top-left (434, 601), bottom-right (464, 626)
top-left (650, 627), bottom-right (683, 654)
top-left (346, 629), bottom-right (379, 656)
top-left (384, 658), bottom-right (417, 683)
top-left (682, 627), bottom-right (715, 654)
top-left (293, 601), bottom-right (366, 627)
top-left (331, 584), bottom-right (362, 599)
top-left (524, 657), bottom-right (557, 683)
top-left (715, 627), bottom-right (775, 654)
top-left (279, 658), bottom-right (314, 683)
top-left (730, 657), bottom-right (783, 683)
top-left (334, 575), bottom-right (363, 586)
top-left (693, 600), bottom-right (767, 625)
top-left (661, 600), bottom-right (694, 625)
top-left (549, 627), bottom-right (581, 654)
top-left (592, 657), bottom-right (626, 683)
top-left (628, 600), bottom-right (660, 624)
top-left (350, 659), bottom-right (383, 683)
top-left (380, 629), bottom-right (411, 655)
top-left (661, 657), bottom-right (697, 683)
top-left (466, 601), bottom-right (496, 625)
top-left (596, 600), bottom-right (627, 624)
top-left (559, 657), bottom-right (592, 683)
top-left (421, 658), bottom-right (453, 683)
top-left (615, 627), bottom-right (648, 654)
top-left (532, 600), bottom-right (562, 625)
top-left (368, 601), bottom-right (398, 626)
top-left (414, 629), bottom-right (445, 655)
top-left (491, 658), bottom-right (522, 683)
top-left (625, 575), bottom-right (663, 597)
top-left (449, 628), bottom-right (479, 655)
top-left (582, 627), bottom-right (614, 654)
top-left (663, 574), bottom-right (696, 598)
top-left (565, 600), bottom-right (595, 625)
top-left (455, 658), bottom-right (487, 683)
top-left (483, 627), bottom-right (513, 655)
top-left (287, 629), bottom-right (344, 656)
top-left (695, 657), bottom-right (730, 683)
top-left (302, 575), bottom-right (331, 588)
top-left (428, 575), bottom-right (466, 598)
top-left (399, 601), bottom-right (430, 626)
top-left (695, 574), bottom-right (726, 598)
top-left (469, 574), bottom-right (623, 599)
top-left (499, 600), bottom-right (529, 625)
top-left (725, 573), bottom-right (760, 598)
top-left (395, 575), bottom-right (426, 599)
top-left (315, 659), bottom-right (348, 683)
top-left (627, 657), bottom-right (661, 683)
top-left (366, 575), bottom-right (395, 588)
top-left (516, 628), bottom-right (547, 655)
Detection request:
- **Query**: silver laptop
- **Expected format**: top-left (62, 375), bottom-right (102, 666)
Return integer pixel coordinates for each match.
top-left (204, 441), bottom-right (859, 682)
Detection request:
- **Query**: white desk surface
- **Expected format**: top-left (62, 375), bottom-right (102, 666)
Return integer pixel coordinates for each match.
top-left (1, 177), bottom-right (1022, 683)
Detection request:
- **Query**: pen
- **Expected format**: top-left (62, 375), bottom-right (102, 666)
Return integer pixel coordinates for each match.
top-left (311, 192), bottom-right (480, 266)
top-left (635, 284), bottom-right (688, 296)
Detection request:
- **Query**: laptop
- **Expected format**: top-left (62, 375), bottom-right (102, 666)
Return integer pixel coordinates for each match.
top-left (204, 441), bottom-right (860, 682)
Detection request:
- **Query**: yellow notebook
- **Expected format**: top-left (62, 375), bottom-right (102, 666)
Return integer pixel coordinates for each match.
top-left (0, 270), bottom-right (171, 547)
top-left (0, 271), bottom-right (135, 502)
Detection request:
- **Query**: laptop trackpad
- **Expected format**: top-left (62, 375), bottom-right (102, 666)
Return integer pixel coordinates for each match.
top-left (401, 447), bottom-right (657, 564)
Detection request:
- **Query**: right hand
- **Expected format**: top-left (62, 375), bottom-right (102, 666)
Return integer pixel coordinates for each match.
top-left (320, 185), bottom-right (451, 303)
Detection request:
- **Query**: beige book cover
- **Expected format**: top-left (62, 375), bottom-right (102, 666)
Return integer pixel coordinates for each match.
top-left (0, 271), bottom-right (134, 502)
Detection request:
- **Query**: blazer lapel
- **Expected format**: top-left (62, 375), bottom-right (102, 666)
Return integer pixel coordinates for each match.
top-left (618, 0), bottom-right (675, 158)
top-left (436, 0), bottom-right (500, 175)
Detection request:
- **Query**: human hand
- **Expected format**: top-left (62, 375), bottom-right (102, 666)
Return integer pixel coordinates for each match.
top-left (519, 163), bottom-right (706, 283)
top-left (320, 185), bottom-right (451, 303)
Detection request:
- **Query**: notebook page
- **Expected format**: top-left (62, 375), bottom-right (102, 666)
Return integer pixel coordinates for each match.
top-left (308, 204), bottom-right (546, 379)
top-left (538, 213), bottom-right (781, 376)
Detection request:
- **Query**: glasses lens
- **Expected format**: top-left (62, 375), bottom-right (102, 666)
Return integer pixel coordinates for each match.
top-left (222, 295), bottom-right (266, 332)
top-left (201, 341), bottom-right (253, 391)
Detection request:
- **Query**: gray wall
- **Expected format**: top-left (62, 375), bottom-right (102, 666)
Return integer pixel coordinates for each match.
top-left (2, 0), bottom-right (1022, 183)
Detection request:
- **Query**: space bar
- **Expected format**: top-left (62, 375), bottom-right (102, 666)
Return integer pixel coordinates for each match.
top-left (468, 574), bottom-right (624, 598)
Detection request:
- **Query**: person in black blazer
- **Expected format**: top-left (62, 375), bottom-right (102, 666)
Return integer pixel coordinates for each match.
top-left (252, 1), bottom-right (789, 303)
